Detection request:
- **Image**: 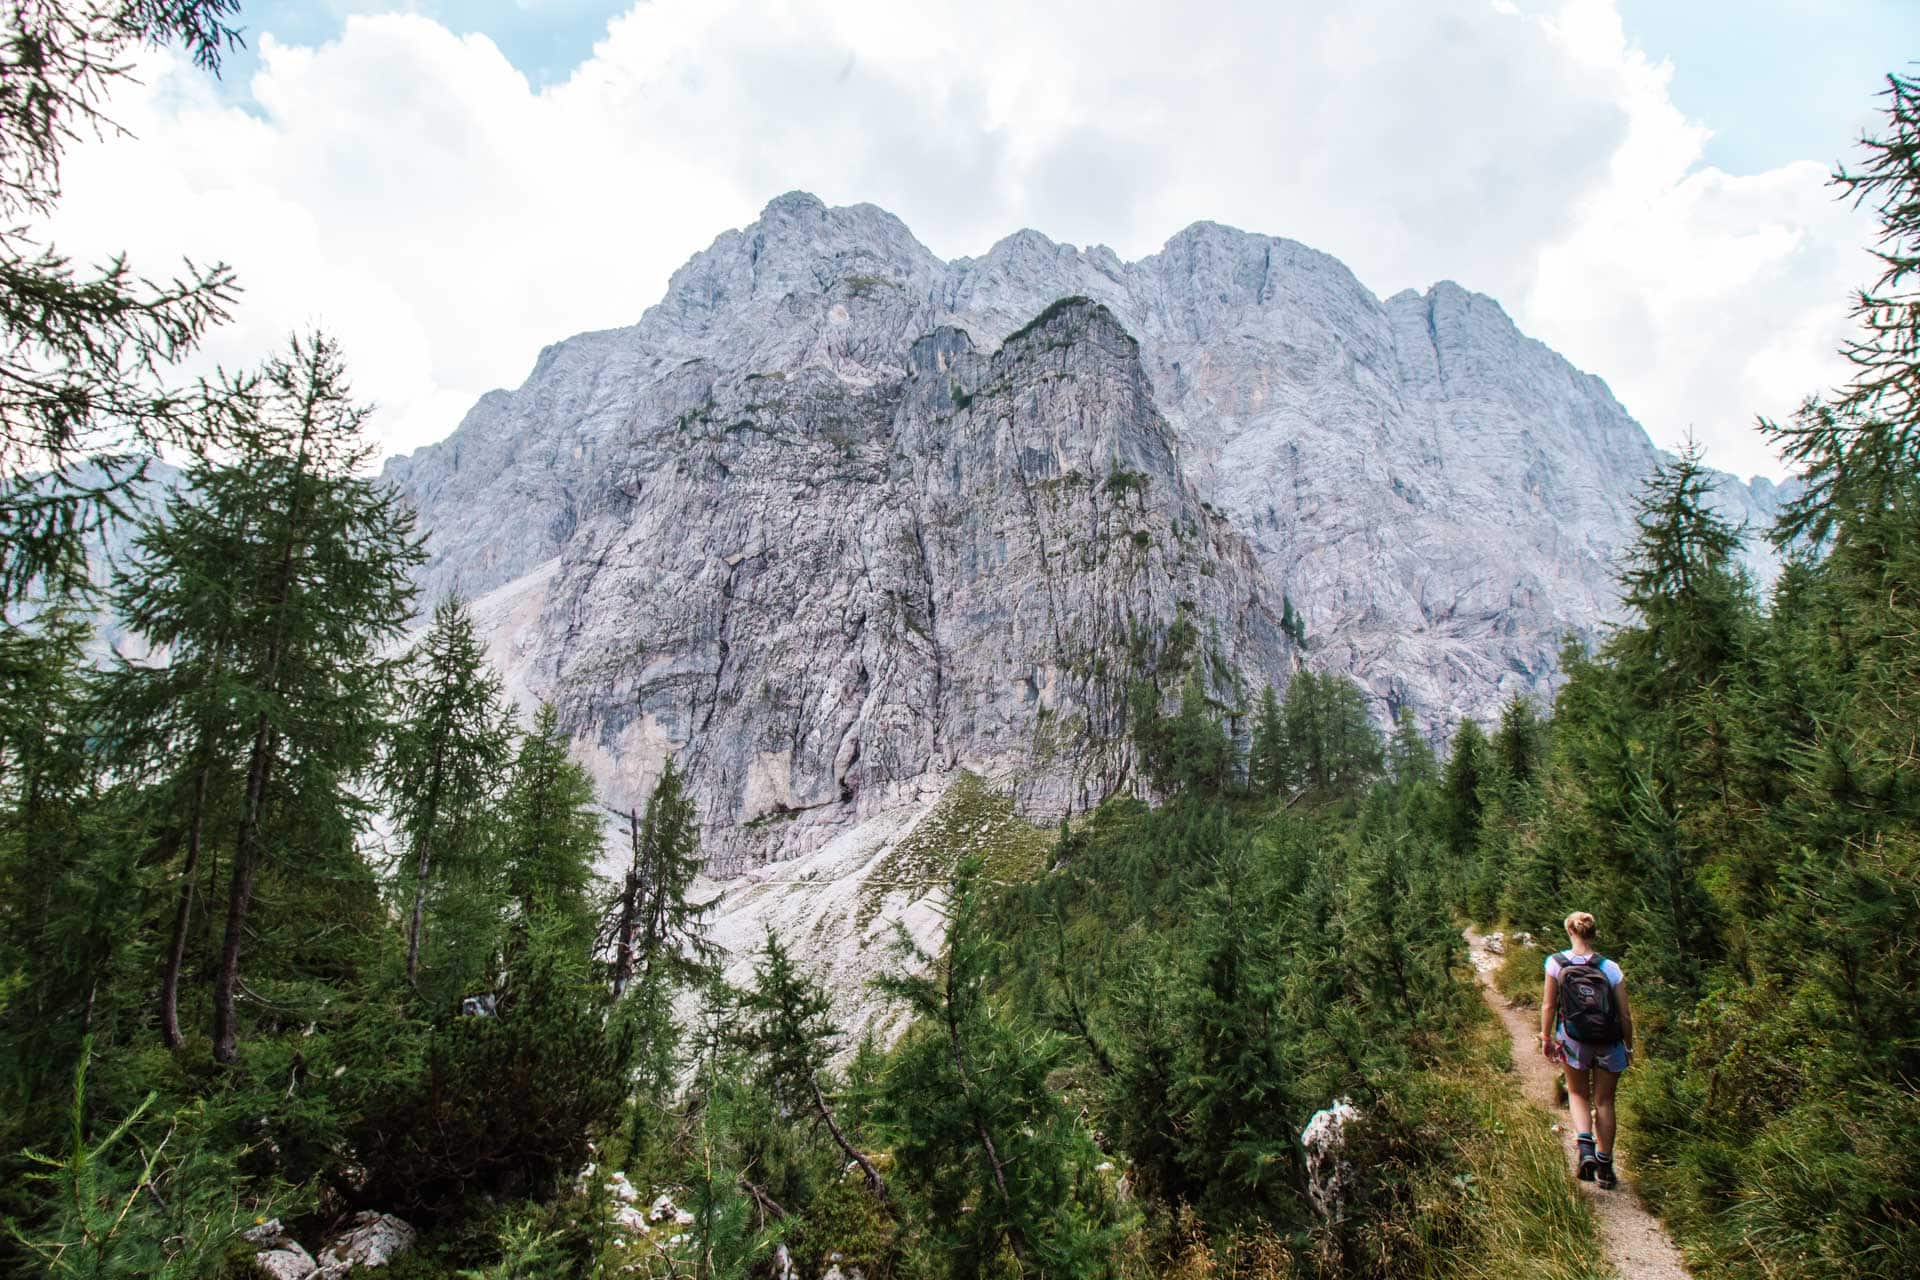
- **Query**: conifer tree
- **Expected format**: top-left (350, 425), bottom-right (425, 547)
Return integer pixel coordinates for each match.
top-left (1770, 72), bottom-right (1920, 552)
top-left (0, 1), bottom-right (246, 605)
top-left (876, 863), bottom-right (1125, 1278)
top-left (1281, 670), bottom-right (1383, 794)
top-left (200, 335), bottom-right (423, 1064)
top-left (605, 755), bottom-right (715, 994)
top-left (1168, 670), bottom-right (1235, 795)
top-left (1613, 446), bottom-right (1750, 700)
top-left (1491, 695), bottom-right (1544, 786)
top-left (1439, 718), bottom-right (1488, 864)
top-left (1386, 705), bottom-right (1438, 790)
top-left (97, 469), bottom-right (251, 1048)
top-left (383, 596), bottom-right (513, 993)
top-left (499, 703), bottom-right (603, 950)
top-left (735, 931), bottom-right (889, 1201)
top-left (1247, 684), bottom-right (1290, 795)
top-left (0, 608), bottom-right (147, 1092)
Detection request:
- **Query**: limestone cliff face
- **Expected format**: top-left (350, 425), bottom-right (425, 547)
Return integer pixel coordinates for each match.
top-left (421, 292), bottom-right (1288, 868)
top-left (385, 193), bottom-right (1784, 865)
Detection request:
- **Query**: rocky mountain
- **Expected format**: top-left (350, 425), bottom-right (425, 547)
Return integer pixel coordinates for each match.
top-left (385, 192), bottom-right (1787, 869)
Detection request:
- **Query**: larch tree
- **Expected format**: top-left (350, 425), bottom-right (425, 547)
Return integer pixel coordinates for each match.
top-left (605, 754), bottom-right (715, 995)
top-left (1247, 684), bottom-right (1290, 796)
top-left (203, 335), bottom-right (422, 1064)
top-left (98, 454), bottom-right (254, 1048)
top-left (734, 930), bottom-right (889, 1202)
top-left (499, 702), bottom-right (604, 952)
top-left (383, 596), bottom-right (512, 993)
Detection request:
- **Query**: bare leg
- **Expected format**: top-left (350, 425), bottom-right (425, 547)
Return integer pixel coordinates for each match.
top-left (1592, 1066), bottom-right (1620, 1155)
top-left (1564, 1062), bottom-right (1593, 1134)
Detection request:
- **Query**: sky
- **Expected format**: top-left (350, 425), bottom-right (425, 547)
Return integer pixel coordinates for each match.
top-left (50, 1), bottom-right (1917, 481)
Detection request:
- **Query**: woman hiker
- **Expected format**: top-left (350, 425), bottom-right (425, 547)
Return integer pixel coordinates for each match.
top-left (1540, 910), bottom-right (1634, 1189)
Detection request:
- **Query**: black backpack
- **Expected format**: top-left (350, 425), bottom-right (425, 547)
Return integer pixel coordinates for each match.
top-left (1555, 953), bottom-right (1622, 1043)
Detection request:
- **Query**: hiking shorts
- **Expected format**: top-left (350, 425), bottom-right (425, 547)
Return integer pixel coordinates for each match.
top-left (1557, 1031), bottom-right (1630, 1073)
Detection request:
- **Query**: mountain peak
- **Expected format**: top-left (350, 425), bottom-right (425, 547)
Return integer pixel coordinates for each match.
top-left (385, 197), bottom-right (1793, 873)
top-left (759, 189), bottom-right (827, 218)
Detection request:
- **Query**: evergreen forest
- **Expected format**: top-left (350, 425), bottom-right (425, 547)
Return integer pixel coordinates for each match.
top-left (1, 5), bottom-right (1917, 1279)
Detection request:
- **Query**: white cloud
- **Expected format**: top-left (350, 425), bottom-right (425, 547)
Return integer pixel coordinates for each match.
top-left (49, 0), bottom-right (1874, 478)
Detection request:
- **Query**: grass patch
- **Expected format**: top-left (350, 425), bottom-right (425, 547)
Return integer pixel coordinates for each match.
top-left (842, 272), bottom-right (900, 298)
top-left (856, 774), bottom-right (1053, 930)
top-left (1493, 932), bottom-right (1550, 1008)
top-left (1435, 1074), bottom-right (1616, 1280)
top-left (1413, 978), bottom-right (1613, 1280)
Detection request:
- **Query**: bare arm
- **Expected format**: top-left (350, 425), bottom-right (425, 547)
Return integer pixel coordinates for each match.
top-left (1616, 979), bottom-right (1633, 1051)
top-left (1541, 973), bottom-right (1559, 1056)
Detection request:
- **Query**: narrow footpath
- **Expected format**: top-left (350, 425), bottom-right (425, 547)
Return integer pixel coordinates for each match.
top-left (1464, 929), bottom-right (1691, 1280)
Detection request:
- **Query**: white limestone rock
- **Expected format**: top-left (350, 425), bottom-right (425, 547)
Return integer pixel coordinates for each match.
top-left (1301, 1097), bottom-right (1362, 1221)
top-left (252, 1247), bottom-right (317, 1280)
top-left (384, 193), bottom-right (1793, 876)
top-left (314, 1212), bottom-right (415, 1276)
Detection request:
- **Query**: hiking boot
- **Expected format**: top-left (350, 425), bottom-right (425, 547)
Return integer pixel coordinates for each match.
top-left (1595, 1154), bottom-right (1618, 1189)
top-left (1576, 1134), bottom-right (1598, 1182)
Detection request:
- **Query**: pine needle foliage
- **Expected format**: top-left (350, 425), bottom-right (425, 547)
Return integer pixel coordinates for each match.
top-left (383, 596), bottom-right (513, 997)
top-left (0, 0), bottom-right (246, 604)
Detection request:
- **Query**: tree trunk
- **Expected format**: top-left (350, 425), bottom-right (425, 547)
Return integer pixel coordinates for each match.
top-left (212, 713), bottom-right (275, 1064)
top-left (159, 758), bottom-right (213, 1049)
top-left (212, 407), bottom-right (316, 1063)
top-left (404, 840), bottom-right (431, 987)
top-left (404, 738), bottom-right (447, 987)
top-left (810, 1074), bottom-right (890, 1202)
top-left (612, 807), bottom-right (640, 996)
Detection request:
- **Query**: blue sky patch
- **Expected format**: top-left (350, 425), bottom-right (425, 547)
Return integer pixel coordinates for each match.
top-left (218, 1), bottom-right (629, 91)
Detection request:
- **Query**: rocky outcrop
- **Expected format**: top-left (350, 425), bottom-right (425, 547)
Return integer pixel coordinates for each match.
top-left (451, 292), bottom-right (1287, 869)
top-left (1301, 1097), bottom-right (1362, 1221)
top-left (385, 193), bottom-right (1790, 867)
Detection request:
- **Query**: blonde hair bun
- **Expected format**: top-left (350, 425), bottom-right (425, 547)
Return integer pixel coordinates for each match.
top-left (1564, 911), bottom-right (1598, 941)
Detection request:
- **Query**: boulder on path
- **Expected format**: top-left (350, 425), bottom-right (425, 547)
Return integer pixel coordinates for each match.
top-left (315, 1212), bottom-right (415, 1276)
top-left (1483, 932), bottom-right (1506, 955)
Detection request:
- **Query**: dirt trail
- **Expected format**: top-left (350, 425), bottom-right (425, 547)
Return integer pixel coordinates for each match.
top-left (1464, 929), bottom-right (1691, 1280)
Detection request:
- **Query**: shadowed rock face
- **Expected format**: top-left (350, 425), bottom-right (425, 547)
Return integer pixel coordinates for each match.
top-left (385, 192), bottom-right (1786, 867)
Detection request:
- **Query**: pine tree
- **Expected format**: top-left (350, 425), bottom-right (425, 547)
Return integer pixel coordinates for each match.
top-left (96, 474), bottom-right (251, 1049)
top-left (1168, 670), bottom-right (1235, 795)
top-left (734, 931), bottom-right (889, 1201)
top-left (383, 597), bottom-right (513, 994)
top-left (1491, 695), bottom-right (1545, 786)
top-left (0, 1), bottom-right (246, 604)
top-left (1613, 445), bottom-right (1750, 699)
top-left (499, 703), bottom-right (604, 951)
top-left (1247, 684), bottom-right (1290, 796)
top-left (1769, 73), bottom-right (1920, 553)
top-left (605, 755), bottom-right (715, 994)
top-left (1386, 705), bottom-right (1438, 790)
top-left (0, 608), bottom-right (148, 1093)
top-left (876, 863), bottom-right (1126, 1278)
top-left (202, 335), bottom-right (423, 1064)
top-left (1281, 670), bottom-right (1383, 794)
top-left (1440, 718), bottom-right (1488, 865)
